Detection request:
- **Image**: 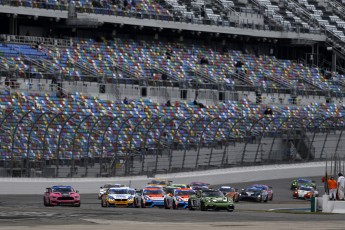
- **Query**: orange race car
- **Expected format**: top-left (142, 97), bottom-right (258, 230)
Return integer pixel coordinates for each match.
top-left (219, 186), bottom-right (240, 202)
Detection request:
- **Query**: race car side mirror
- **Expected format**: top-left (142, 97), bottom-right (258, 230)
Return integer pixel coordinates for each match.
top-left (100, 187), bottom-right (103, 189)
top-left (76, 190), bottom-right (79, 193)
top-left (269, 186), bottom-right (273, 189)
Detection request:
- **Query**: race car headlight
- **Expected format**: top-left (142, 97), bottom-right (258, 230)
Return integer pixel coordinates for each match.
top-left (176, 196), bottom-right (183, 201)
top-left (52, 197), bottom-right (57, 199)
top-left (205, 199), bottom-right (211, 203)
top-left (128, 196), bottom-right (134, 200)
top-left (144, 195), bottom-right (150, 200)
top-left (74, 196), bottom-right (80, 199)
top-left (108, 197), bottom-right (114, 200)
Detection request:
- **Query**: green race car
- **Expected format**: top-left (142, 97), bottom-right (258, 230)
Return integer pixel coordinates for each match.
top-left (290, 178), bottom-right (316, 190)
top-left (188, 189), bottom-right (234, 212)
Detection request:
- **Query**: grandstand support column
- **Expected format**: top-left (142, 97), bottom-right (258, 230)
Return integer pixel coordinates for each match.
top-left (254, 117), bottom-right (275, 163)
top-left (26, 112), bottom-right (51, 177)
top-left (153, 118), bottom-right (177, 175)
top-left (127, 117), bottom-right (149, 176)
top-left (113, 116), bottom-right (134, 177)
top-left (99, 116), bottom-right (120, 177)
top-left (42, 112), bottom-right (64, 177)
top-left (10, 111), bottom-right (32, 178)
top-left (180, 117), bottom-right (205, 171)
top-left (332, 51), bottom-right (337, 73)
top-left (141, 116), bottom-right (163, 174)
top-left (334, 129), bottom-right (344, 160)
top-left (70, 114), bottom-right (93, 178)
top-left (0, 109), bottom-right (16, 177)
top-left (85, 115), bottom-right (107, 177)
top-left (55, 113), bottom-right (76, 178)
top-left (267, 117), bottom-right (305, 163)
top-left (241, 117), bottom-right (266, 165)
top-left (169, 117), bottom-right (193, 172)
top-left (194, 117), bottom-right (221, 169)
top-left (307, 117), bottom-right (332, 160)
top-left (9, 15), bottom-right (18, 35)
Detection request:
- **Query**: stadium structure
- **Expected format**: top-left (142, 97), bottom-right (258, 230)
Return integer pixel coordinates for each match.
top-left (0, 0), bottom-right (344, 178)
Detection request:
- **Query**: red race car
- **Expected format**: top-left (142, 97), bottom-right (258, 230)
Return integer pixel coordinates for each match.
top-left (44, 185), bottom-right (81, 207)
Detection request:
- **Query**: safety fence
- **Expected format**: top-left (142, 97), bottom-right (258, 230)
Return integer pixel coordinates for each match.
top-left (0, 107), bottom-right (345, 178)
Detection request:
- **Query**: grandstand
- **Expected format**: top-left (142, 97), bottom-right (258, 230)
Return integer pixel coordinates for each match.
top-left (0, 0), bottom-right (345, 178)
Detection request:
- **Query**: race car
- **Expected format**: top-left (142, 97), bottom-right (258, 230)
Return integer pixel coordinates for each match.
top-left (252, 184), bottom-right (273, 201)
top-left (147, 178), bottom-right (172, 188)
top-left (189, 182), bottom-right (210, 190)
top-left (292, 186), bottom-right (319, 200)
top-left (239, 186), bottom-right (269, 202)
top-left (290, 178), bottom-right (316, 190)
top-left (142, 186), bottom-right (165, 207)
top-left (188, 189), bottom-right (234, 212)
top-left (44, 185), bottom-right (80, 207)
top-left (218, 186), bottom-right (240, 202)
top-left (164, 187), bottom-right (196, 209)
top-left (101, 187), bottom-right (137, 207)
top-left (98, 183), bottom-right (126, 199)
top-left (171, 184), bottom-right (189, 188)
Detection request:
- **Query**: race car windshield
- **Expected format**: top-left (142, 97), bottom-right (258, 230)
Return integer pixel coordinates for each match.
top-left (52, 187), bottom-right (73, 193)
top-left (109, 189), bottom-right (130, 194)
top-left (150, 180), bottom-right (167, 185)
top-left (190, 182), bottom-right (208, 186)
top-left (297, 179), bottom-right (311, 184)
top-left (219, 187), bottom-right (234, 193)
top-left (104, 184), bottom-right (121, 188)
top-left (143, 189), bottom-right (164, 195)
top-left (203, 191), bottom-right (224, 197)
top-left (175, 190), bottom-right (195, 196)
top-left (300, 187), bottom-right (313, 191)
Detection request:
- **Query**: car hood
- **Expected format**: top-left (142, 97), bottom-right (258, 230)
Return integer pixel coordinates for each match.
top-left (50, 192), bottom-right (78, 197)
top-left (203, 197), bottom-right (227, 202)
top-left (108, 194), bottom-right (133, 199)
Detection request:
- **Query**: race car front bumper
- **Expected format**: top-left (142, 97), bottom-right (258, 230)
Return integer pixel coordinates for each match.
top-left (145, 200), bottom-right (164, 207)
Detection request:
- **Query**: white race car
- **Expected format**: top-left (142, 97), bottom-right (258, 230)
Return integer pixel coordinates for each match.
top-left (293, 186), bottom-right (319, 200)
top-left (101, 187), bottom-right (139, 207)
top-left (98, 183), bottom-right (125, 199)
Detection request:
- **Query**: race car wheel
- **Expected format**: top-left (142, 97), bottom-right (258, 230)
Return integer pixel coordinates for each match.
top-left (101, 199), bottom-right (108, 207)
top-left (264, 196), bottom-right (268, 203)
top-left (43, 198), bottom-right (48, 206)
top-left (270, 194), bottom-right (273, 201)
top-left (200, 202), bottom-right (206, 211)
top-left (164, 199), bottom-right (169, 209)
top-left (141, 200), bottom-right (146, 208)
top-left (227, 206), bottom-right (234, 212)
top-left (188, 200), bottom-right (194, 210)
top-left (172, 200), bottom-right (177, 210)
top-left (135, 199), bottom-right (141, 208)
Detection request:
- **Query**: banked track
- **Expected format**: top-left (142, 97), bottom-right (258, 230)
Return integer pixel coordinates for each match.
top-left (0, 161), bottom-right (344, 230)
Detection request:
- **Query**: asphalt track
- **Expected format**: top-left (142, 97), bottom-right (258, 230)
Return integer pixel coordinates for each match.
top-left (0, 176), bottom-right (344, 230)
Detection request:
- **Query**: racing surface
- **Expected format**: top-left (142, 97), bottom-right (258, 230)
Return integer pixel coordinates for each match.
top-left (0, 177), bottom-right (344, 230)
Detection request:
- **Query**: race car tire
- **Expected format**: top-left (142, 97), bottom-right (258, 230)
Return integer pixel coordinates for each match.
top-left (227, 206), bottom-right (234, 212)
top-left (188, 200), bottom-right (194, 210)
top-left (141, 200), bottom-right (146, 208)
top-left (200, 202), bottom-right (206, 211)
top-left (235, 196), bottom-right (239, 203)
top-left (264, 196), bottom-right (268, 203)
top-left (172, 200), bottom-right (177, 210)
top-left (270, 194), bottom-right (273, 201)
top-left (101, 199), bottom-right (108, 207)
top-left (164, 199), bottom-right (170, 209)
